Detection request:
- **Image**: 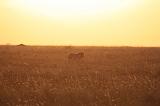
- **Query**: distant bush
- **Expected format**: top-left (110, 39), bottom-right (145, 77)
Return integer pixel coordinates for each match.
top-left (17, 44), bottom-right (26, 46)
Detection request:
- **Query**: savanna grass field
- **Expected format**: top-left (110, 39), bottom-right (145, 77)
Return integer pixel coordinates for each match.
top-left (0, 45), bottom-right (160, 106)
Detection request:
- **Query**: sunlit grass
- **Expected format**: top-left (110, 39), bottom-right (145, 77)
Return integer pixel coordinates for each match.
top-left (0, 46), bottom-right (160, 106)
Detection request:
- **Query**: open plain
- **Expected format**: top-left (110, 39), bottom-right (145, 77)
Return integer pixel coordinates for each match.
top-left (0, 46), bottom-right (160, 106)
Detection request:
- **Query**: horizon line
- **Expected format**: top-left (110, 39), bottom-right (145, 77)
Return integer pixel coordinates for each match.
top-left (0, 44), bottom-right (160, 48)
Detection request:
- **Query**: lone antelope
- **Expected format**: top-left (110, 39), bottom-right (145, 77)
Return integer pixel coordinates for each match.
top-left (68, 52), bottom-right (84, 60)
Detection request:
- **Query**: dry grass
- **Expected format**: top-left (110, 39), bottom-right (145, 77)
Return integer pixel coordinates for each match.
top-left (0, 46), bottom-right (160, 106)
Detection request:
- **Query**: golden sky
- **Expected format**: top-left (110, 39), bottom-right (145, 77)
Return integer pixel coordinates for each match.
top-left (0, 0), bottom-right (160, 46)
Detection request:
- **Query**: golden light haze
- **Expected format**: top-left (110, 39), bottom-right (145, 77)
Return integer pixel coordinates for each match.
top-left (0, 0), bottom-right (160, 46)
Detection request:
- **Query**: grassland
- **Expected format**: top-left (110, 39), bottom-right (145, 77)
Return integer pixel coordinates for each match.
top-left (0, 45), bottom-right (160, 106)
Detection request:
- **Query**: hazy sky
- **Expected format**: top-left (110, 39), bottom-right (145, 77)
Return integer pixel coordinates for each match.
top-left (0, 0), bottom-right (160, 46)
